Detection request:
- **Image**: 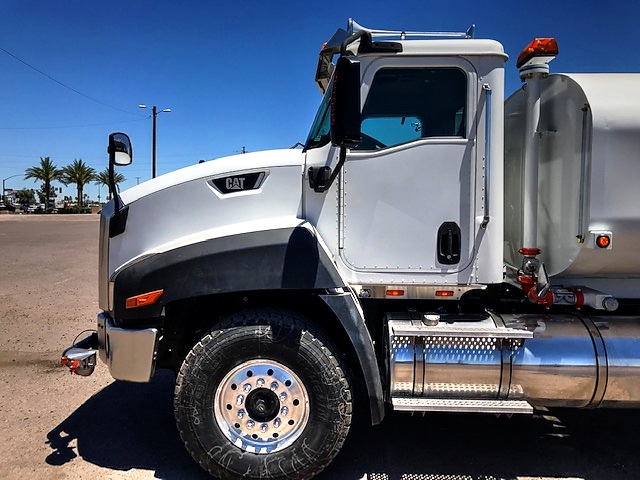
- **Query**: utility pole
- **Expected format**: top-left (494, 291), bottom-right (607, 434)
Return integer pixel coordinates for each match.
top-left (139, 104), bottom-right (171, 178)
top-left (152, 106), bottom-right (157, 178)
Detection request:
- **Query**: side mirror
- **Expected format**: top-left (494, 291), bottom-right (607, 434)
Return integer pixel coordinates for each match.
top-left (330, 56), bottom-right (361, 148)
top-left (107, 132), bottom-right (132, 217)
top-left (108, 132), bottom-right (133, 166)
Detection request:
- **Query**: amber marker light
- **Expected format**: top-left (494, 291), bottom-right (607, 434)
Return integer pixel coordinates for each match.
top-left (125, 289), bottom-right (164, 309)
top-left (516, 38), bottom-right (559, 69)
top-left (596, 234), bottom-right (611, 249)
top-left (435, 290), bottom-right (455, 297)
top-left (386, 289), bottom-right (405, 297)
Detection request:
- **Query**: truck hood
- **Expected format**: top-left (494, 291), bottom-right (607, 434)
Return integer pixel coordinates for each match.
top-left (106, 147), bottom-right (307, 279)
top-left (120, 148), bottom-right (304, 204)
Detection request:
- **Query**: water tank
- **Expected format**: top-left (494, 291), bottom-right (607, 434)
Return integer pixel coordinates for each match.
top-left (504, 74), bottom-right (640, 297)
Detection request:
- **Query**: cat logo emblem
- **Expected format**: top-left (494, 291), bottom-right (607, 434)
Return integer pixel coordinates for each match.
top-left (225, 177), bottom-right (246, 190)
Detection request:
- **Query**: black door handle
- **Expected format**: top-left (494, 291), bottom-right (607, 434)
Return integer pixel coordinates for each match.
top-left (437, 222), bottom-right (461, 265)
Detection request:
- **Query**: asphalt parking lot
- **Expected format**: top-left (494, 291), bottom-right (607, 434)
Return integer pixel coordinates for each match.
top-left (1, 213), bottom-right (640, 480)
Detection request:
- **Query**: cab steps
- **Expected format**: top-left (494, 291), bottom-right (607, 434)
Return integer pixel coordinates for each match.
top-left (392, 397), bottom-right (533, 415)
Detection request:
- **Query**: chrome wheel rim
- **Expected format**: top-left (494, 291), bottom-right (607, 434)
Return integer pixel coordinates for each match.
top-left (214, 359), bottom-right (310, 454)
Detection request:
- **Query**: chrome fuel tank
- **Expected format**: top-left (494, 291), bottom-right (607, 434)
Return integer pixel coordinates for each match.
top-left (388, 312), bottom-right (640, 409)
top-left (506, 313), bottom-right (640, 408)
top-left (590, 316), bottom-right (640, 407)
top-left (505, 314), bottom-right (600, 407)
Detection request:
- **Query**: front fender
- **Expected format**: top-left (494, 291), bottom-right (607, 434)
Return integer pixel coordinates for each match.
top-left (112, 223), bottom-right (344, 320)
top-left (112, 221), bottom-right (385, 424)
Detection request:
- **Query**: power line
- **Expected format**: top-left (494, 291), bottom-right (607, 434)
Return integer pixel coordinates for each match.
top-left (0, 117), bottom-right (148, 131)
top-left (0, 46), bottom-right (144, 116)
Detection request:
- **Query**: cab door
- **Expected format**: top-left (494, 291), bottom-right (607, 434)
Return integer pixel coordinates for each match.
top-left (339, 58), bottom-right (478, 282)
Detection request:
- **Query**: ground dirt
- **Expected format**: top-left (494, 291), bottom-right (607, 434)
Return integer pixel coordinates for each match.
top-left (1, 214), bottom-right (639, 480)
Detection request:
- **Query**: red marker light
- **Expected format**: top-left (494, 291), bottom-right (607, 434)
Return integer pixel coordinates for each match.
top-left (596, 234), bottom-right (611, 249)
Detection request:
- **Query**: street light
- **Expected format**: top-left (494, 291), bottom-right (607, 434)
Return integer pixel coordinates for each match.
top-left (2, 174), bottom-right (22, 204)
top-left (138, 104), bottom-right (171, 178)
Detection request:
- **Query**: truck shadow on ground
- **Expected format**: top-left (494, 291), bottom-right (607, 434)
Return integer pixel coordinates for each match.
top-left (45, 370), bottom-right (209, 479)
top-left (46, 370), bottom-right (640, 479)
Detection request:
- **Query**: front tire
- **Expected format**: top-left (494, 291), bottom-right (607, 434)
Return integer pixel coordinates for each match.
top-left (174, 309), bottom-right (352, 479)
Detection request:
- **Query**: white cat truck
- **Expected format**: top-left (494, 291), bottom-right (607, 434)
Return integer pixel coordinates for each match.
top-left (62, 19), bottom-right (640, 480)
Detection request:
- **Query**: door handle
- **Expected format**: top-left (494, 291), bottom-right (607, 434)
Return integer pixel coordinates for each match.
top-left (437, 222), bottom-right (461, 265)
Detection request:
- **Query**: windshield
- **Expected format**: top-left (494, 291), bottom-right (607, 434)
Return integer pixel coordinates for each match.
top-left (304, 80), bottom-right (333, 150)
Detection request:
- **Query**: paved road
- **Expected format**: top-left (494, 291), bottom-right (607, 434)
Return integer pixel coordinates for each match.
top-left (1, 214), bottom-right (639, 479)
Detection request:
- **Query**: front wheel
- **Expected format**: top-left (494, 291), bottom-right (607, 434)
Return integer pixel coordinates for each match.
top-left (174, 309), bottom-right (352, 479)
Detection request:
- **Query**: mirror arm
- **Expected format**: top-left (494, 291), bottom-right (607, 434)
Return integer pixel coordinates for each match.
top-left (326, 146), bottom-right (348, 189)
top-left (308, 146), bottom-right (348, 193)
top-left (108, 161), bottom-right (122, 210)
top-left (107, 148), bottom-right (127, 238)
top-left (107, 137), bottom-right (123, 210)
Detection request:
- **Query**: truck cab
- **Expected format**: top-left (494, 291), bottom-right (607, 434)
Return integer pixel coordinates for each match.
top-left (305, 22), bottom-right (506, 292)
top-left (62, 19), bottom-right (640, 480)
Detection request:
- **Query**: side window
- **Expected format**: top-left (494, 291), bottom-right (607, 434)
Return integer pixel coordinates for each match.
top-left (355, 67), bottom-right (467, 151)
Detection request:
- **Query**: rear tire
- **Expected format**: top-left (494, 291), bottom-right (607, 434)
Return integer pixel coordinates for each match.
top-left (174, 309), bottom-right (352, 479)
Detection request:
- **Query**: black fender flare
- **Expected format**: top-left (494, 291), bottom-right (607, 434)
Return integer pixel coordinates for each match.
top-left (318, 291), bottom-right (385, 424)
top-left (113, 224), bottom-right (341, 319)
top-left (112, 223), bottom-right (384, 423)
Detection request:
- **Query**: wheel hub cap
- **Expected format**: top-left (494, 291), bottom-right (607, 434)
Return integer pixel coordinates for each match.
top-left (214, 359), bottom-right (310, 454)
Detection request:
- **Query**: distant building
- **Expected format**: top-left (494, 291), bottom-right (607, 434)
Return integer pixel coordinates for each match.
top-left (3, 188), bottom-right (16, 205)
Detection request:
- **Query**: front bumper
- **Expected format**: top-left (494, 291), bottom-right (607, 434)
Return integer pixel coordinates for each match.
top-left (62, 313), bottom-right (159, 383)
top-left (97, 313), bottom-right (159, 382)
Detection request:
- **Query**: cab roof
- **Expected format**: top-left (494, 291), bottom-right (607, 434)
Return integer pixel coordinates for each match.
top-left (315, 19), bottom-right (507, 93)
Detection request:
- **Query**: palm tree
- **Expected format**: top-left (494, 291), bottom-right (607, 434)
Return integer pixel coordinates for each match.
top-left (61, 159), bottom-right (96, 209)
top-left (94, 169), bottom-right (126, 201)
top-left (24, 157), bottom-right (62, 209)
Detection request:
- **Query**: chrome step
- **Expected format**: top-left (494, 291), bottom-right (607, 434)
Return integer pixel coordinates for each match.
top-left (389, 319), bottom-right (533, 339)
top-left (389, 315), bottom-right (533, 340)
top-left (392, 397), bottom-right (533, 415)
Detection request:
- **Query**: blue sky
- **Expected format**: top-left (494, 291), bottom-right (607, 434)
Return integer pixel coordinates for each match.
top-left (1, 0), bottom-right (638, 198)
